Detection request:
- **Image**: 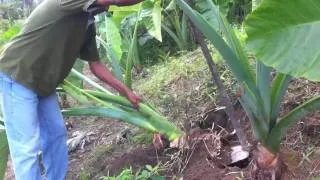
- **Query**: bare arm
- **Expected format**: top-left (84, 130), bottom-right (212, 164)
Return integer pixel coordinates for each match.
top-left (96, 0), bottom-right (144, 6)
top-left (89, 61), bottom-right (141, 107)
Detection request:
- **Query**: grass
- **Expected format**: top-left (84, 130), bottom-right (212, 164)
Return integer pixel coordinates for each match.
top-left (129, 129), bottom-right (153, 146)
top-left (135, 48), bottom-right (237, 100)
top-left (135, 49), bottom-right (207, 99)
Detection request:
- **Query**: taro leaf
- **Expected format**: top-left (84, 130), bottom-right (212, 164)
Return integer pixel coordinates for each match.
top-left (245, 0), bottom-right (320, 81)
top-left (142, 0), bottom-right (162, 42)
top-left (110, 0), bottom-right (162, 41)
top-left (194, 0), bottom-right (222, 33)
top-left (105, 15), bottom-right (123, 61)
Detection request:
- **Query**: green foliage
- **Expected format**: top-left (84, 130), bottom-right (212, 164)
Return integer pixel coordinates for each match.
top-left (100, 165), bottom-right (164, 180)
top-left (0, 21), bottom-right (22, 48)
top-left (62, 69), bottom-right (182, 141)
top-left (177, 0), bottom-right (320, 153)
top-left (96, 0), bottom-right (164, 87)
top-left (0, 129), bottom-right (9, 180)
top-left (245, 0), bottom-right (320, 81)
top-left (212, 0), bottom-right (233, 15)
top-left (129, 129), bottom-right (153, 145)
top-left (162, 1), bottom-right (192, 51)
top-left (226, 0), bottom-right (251, 24)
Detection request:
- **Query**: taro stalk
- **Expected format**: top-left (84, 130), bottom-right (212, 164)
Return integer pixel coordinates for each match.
top-left (176, 0), bottom-right (320, 178)
top-left (62, 69), bottom-right (182, 142)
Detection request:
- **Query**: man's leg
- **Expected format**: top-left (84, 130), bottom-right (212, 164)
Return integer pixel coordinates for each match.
top-left (0, 74), bottom-right (42, 180)
top-left (38, 93), bottom-right (68, 180)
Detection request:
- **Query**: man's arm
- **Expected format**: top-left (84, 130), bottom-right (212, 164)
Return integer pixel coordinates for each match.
top-left (89, 61), bottom-right (141, 108)
top-left (96, 0), bottom-right (144, 6)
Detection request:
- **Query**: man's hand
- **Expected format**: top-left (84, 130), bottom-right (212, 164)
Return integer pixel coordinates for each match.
top-left (89, 61), bottom-right (142, 108)
top-left (125, 90), bottom-right (141, 108)
top-left (96, 0), bottom-right (144, 6)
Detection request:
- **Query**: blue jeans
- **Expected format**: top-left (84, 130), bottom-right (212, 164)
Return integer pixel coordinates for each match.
top-left (0, 73), bottom-right (68, 180)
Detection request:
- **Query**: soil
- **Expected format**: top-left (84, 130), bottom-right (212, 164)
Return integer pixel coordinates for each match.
top-left (4, 62), bottom-right (320, 180)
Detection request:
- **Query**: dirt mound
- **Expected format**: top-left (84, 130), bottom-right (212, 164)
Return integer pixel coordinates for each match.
top-left (107, 147), bottom-right (169, 176)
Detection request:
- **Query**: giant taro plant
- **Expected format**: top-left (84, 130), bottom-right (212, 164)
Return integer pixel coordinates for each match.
top-left (176, 0), bottom-right (320, 177)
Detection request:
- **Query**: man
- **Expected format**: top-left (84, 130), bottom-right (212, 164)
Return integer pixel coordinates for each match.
top-left (0, 0), bottom-right (143, 179)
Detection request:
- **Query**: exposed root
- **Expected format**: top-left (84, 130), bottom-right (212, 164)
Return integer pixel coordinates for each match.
top-left (253, 145), bottom-right (286, 180)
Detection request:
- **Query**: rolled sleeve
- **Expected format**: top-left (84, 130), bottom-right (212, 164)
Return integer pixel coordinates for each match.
top-left (80, 25), bottom-right (99, 62)
top-left (58, 0), bottom-right (96, 12)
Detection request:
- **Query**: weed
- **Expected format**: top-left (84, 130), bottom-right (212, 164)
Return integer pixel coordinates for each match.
top-left (129, 129), bottom-right (153, 145)
top-left (100, 165), bottom-right (164, 180)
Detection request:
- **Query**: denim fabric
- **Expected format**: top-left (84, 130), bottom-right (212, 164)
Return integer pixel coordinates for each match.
top-left (0, 72), bottom-right (68, 180)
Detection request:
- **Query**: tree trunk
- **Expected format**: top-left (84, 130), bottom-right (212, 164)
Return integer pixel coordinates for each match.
top-left (253, 145), bottom-right (285, 180)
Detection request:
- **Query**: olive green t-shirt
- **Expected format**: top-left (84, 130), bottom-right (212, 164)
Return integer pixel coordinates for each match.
top-left (0, 0), bottom-right (100, 96)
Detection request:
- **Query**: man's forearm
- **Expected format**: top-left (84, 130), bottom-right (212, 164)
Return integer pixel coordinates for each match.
top-left (89, 61), bottom-right (130, 95)
top-left (96, 0), bottom-right (144, 6)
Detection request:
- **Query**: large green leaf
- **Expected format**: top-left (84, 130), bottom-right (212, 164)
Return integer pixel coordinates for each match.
top-left (141, 0), bottom-right (162, 41)
top-left (245, 0), bottom-right (320, 81)
top-left (194, 0), bottom-right (222, 33)
top-left (266, 96), bottom-right (320, 153)
top-left (105, 16), bottom-right (123, 61)
top-left (110, 0), bottom-right (162, 41)
top-left (0, 130), bottom-right (9, 180)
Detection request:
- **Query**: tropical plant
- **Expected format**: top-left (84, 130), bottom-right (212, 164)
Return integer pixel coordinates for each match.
top-left (161, 0), bottom-right (191, 51)
top-left (176, 0), bottom-right (320, 178)
top-left (96, 0), bottom-right (163, 88)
